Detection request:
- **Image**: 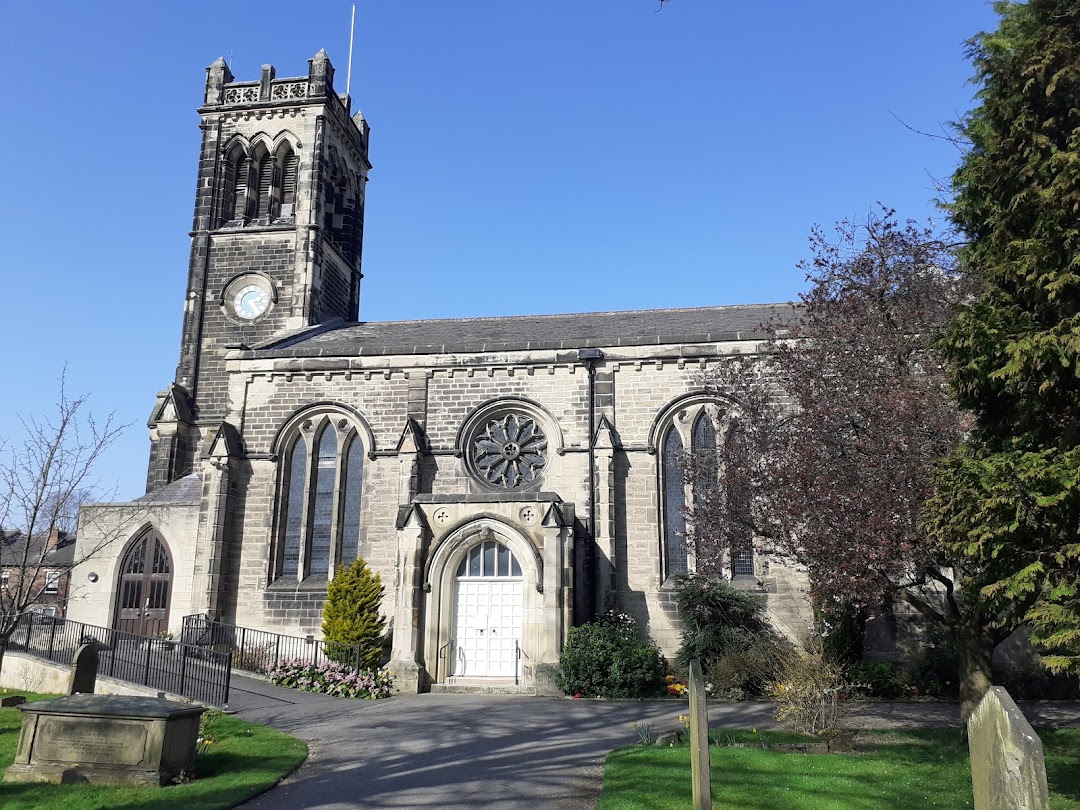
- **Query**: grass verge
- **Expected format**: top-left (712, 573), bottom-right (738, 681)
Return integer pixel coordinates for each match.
top-left (0, 692), bottom-right (307, 810)
top-left (599, 727), bottom-right (1080, 810)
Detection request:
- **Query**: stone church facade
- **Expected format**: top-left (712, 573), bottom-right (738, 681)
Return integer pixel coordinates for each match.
top-left (69, 54), bottom-right (812, 694)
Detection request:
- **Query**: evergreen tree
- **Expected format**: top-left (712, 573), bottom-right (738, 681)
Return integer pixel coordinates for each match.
top-left (926, 0), bottom-right (1080, 686)
top-left (322, 558), bottom-right (386, 670)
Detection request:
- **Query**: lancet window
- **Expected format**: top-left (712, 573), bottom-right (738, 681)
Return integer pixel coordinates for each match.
top-left (659, 400), bottom-right (754, 581)
top-left (275, 412), bottom-right (366, 582)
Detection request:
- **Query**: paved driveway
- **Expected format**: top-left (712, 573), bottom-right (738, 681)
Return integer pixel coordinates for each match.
top-left (230, 676), bottom-right (1080, 810)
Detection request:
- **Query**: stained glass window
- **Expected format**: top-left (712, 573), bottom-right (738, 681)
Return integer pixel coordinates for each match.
top-left (308, 424), bottom-right (337, 577)
top-left (340, 437), bottom-right (364, 566)
top-left (663, 426), bottom-right (688, 577)
top-left (281, 434), bottom-right (307, 578)
top-left (277, 416), bottom-right (368, 583)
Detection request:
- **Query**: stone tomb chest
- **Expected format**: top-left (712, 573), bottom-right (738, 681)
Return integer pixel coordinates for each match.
top-left (4, 694), bottom-right (205, 786)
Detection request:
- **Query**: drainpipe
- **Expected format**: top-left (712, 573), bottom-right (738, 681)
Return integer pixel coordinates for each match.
top-left (578, 348), bottom-right (603, 619)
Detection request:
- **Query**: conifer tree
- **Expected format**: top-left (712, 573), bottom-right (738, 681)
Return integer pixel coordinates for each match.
top-left (925, 0), bottom-right (1080, 680)
top-left (322, 558), bottom-right (386, 670)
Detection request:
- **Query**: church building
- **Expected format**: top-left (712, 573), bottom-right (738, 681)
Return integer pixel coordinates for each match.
top-left (68, 53), bottom-right (811, 694)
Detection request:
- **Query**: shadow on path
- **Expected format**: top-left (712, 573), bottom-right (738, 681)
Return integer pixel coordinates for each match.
top-left (230, 676), bottom-right (1080, 810)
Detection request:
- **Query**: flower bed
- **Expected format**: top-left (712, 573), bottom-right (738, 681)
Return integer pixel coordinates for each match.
top-left (664, 675), bottom-right (688, 697)
top-left (266, 659), bottom-right (394, 699)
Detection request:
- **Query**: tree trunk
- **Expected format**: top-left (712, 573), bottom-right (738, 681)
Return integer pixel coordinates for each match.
top-left (956, 621), bottom-right (994, 727)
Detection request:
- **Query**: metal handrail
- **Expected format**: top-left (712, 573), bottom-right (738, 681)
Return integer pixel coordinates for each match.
top-left (181, 614), bottom-right (365, 675)
top-left (8, 612), bottom-right (232, 707)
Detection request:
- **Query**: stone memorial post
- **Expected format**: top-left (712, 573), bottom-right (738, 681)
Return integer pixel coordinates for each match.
top-left (688, 658), bottom-right (712, 810)
top-left (68, 643), bottom-right (99, 695)
top-left (968, 686), bottom-right (1049, 810)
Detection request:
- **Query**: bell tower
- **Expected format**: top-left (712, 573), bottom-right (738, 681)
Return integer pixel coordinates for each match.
top-left (146, 51), bottom-right (371, 492)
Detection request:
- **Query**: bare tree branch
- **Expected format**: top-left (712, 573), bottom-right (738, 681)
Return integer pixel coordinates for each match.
top-left (0, 372), bottom-right (144, 669)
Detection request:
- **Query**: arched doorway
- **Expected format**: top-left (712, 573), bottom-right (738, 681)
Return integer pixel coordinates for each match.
top-left (452, 538), bottom-right (523, 679)
top-left (113, 529), bottom-right (173, 637)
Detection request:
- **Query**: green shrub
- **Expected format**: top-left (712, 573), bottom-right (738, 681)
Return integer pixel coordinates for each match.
top-left (556, 611), bottom-right (666, 699)
top-left (321, 557), bottom-right (386, 669)
top-left (848, 661), bottom-right (906, 699)
top-left (817, 604), bottom-right (867, 669)
top-left (705, 635), bottom-right (789, 697)
top-left (999, 663), bottom-right (1080, 700)
top-left (674, 574), bottom-right (790, 696)
top-left (909, 638), bottom-right (961, 699)
top-left (673, 575), bottom-right (773, 669)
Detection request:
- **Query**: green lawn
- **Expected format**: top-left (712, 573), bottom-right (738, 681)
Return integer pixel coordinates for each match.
top-left (0, 693), bottom-right (307, 810)
top-left (599, 728), bottom-right (1080, 810)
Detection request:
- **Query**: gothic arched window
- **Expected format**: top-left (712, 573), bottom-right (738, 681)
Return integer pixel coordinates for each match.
top-left (275, 412), bottom-right (367, 582)
top-left (662, 426), bottom-right (687, 578)
top-left (658, 399), bottom-right (752, 581)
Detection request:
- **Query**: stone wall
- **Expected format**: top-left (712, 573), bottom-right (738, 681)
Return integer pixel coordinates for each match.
top-left (0, 652), bottom-right (193, 704)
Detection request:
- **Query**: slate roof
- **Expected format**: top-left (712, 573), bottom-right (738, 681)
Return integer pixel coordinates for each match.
top-left (0, 530), bottom-right (77, 568)
top-left (133, 473), bottom-right (202, 504)
top-left (247, 302), bottom-right (797, 358)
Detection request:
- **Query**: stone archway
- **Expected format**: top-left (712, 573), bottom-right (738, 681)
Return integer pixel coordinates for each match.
top-left (112, 528), bottom-right (173, 637)
top-left (424, 520), bottom-right (544, 686)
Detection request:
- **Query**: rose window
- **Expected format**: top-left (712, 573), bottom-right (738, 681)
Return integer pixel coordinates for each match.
top-left (470, 413), bottom-right (547, 489)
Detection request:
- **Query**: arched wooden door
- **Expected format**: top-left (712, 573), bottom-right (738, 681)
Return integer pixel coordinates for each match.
top-left (113, 529), bottom-right (173, 637)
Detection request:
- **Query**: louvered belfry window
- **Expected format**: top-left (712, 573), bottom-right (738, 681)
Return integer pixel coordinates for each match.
top-left (232, 157), bottom-right (250, 220)
top-left (256, 154), bottom-right (274, 219)
top-left (220, 158), bottom-right (236, 226)
top-left (281, 152), bottom-right (298, 211)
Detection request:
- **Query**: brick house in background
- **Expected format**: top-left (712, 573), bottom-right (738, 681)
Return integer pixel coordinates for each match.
top-left (0, 529), bottom-right (75, 618)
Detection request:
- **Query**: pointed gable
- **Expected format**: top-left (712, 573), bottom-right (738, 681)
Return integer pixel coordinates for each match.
top-left (396, 416), bottom-right (430, 454)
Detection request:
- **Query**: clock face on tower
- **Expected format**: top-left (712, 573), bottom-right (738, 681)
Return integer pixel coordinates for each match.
top-left (234, 284), bottom-right (270, 319)
top-left (223, 275), bottom-right (275, 323)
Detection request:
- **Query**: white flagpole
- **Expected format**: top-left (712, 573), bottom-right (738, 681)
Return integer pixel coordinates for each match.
top-left (346, 4), bottom-right (356, 98)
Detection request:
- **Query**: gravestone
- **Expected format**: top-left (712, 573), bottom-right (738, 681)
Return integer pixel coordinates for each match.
top-left (968, 686), bottom-right (1049, 810)
top-left (688, 658), bottom-right (712, 810)
top-left (3, 694), bottom-right (205, 786)
top-left (68, 643), bottom-right (98, 695)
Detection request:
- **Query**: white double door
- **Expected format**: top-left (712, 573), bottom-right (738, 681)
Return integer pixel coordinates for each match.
top-left (453, 578), bottom-right (523, 678)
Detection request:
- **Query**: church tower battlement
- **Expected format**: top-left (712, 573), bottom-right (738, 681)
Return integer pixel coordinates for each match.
top-left (147, 51), bottom-right (371, 493)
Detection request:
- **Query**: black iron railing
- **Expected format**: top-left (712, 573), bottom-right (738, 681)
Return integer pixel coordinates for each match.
top-left (8, 612), bottom-right (232, 707)
top-left (181, 614), bottom-right (364, 675)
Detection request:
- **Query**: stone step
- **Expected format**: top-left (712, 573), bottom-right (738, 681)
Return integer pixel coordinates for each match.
top-left (430, 682), bottom-right (537, 696)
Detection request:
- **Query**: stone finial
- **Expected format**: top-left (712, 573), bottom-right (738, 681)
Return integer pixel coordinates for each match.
top-left (308, 49), bottom-right (335, 97)
top-left (204, 57), bottom-right (234, 106)
top-left (259, 63), bottom-right (276, 100)
top-left (352, 109), bottom-right (370, 146)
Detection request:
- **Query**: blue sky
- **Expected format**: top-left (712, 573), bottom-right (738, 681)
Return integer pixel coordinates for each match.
top-left (0, 1), bottom-right (999, 503)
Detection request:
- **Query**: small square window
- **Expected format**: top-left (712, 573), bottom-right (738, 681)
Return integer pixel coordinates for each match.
top-left (1, 570), bottom-right (9, 586)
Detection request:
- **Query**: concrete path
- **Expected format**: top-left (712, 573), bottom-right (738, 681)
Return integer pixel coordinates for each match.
top-left (229, 675), bottom-right (1080, 810)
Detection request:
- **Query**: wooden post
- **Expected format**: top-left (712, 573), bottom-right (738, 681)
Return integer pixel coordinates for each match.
top-left (689, 658), bottom-right (712, 810)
